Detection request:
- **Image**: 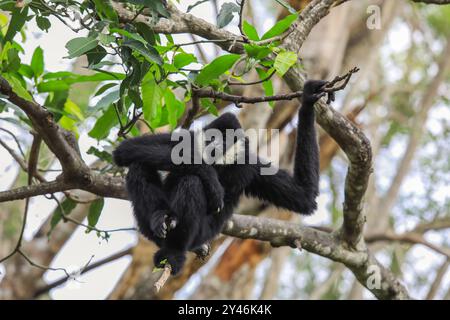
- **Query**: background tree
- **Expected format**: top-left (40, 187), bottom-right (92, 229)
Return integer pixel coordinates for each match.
top-left (0, 0), bottom-right (449, 300)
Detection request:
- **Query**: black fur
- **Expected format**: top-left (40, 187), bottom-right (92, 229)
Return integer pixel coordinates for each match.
top-left (113, 80), bottom-right (326, 274)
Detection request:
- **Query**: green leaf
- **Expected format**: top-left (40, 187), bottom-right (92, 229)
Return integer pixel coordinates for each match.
top-left (256, 68), bottom-right (274, 107)
top-left (126, 0), bottom-right (169, 18)
top-left (94, 83), bottom-right (118, 97)
top-left (87, 198), bottom-right (104, 232)
top-left (3, 7), bottom-right (29, 44)
top-left (87, 146), bottom-right (113, 163)
top-left (164, 89), bottom-right (184, 130)
top-left (90, 89), bottom-right (120, 113)
top-left (261, 13), bottom-right (297, 40)
top-left (128, 88), bottom-right (143, 109)
top-left (195, 54), bottom-right (240, 86)
top-left (4, 47), bottom-right (20, 72)
top-left (217, 2), bottom-right (240, 28)
top-left (65, 36), bottom-right (99, 59)
top-left (88, 104), bottom-right (119, 139)
top-left (86, 45), bottom-right (107, 67)
top-left (64, 99), bottom-right (84, 121)
top-left (59, 114), bottom-right (78, 137)
top-left (18, 64), bottom-right (33, 79)
top-left (173, 52), bottom-right (197, 69)
top-left (2, 73), bottom-right (32, 101)
top-left (30, 46), bottom-right (44, 78)
top-left (37, 80), bottom-right (70, 92)
top-left (49, 198), bottom-right (77, 236)
top-left (92, 0), bottom-right (118, 22)
top-left (243, 44), bottom-right (272, 60)
top-left (98, 33), bottom-right (116, 46)
top-left (200, 98), bottom-right (218, 116)
top-left (135, 22), bottom-right (156, 45)
top-left (141, 72), bottom-right (162, 124)
top-left (36, 16), bottom-right (51, 32)
top-left (122, 40), bottom-right (163, 65)
top-left (110, 28), bottom-right (147, 44)
top-left (274, 51), bottom-right (297, 76)
top-left (242, 21), bottom-right (259, 41)
top-left (39, 72), bottom-right (124, 93)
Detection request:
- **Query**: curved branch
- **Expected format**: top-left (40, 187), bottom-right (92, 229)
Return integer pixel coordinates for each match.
top-left (0, 76), bottom-right (87, 175)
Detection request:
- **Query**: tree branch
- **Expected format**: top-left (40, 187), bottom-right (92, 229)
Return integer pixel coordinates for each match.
top-left (33, 247), bottom-right (133, 298)
top-left (0, 0), bottom-right (410, 299)
top-left (0, 180), bottom-right (77, 203)
top-left (411, 0), bottom-right (450, 4)
top-left (113, 2), bottom-right (246, 54)
top-left (0, 76), bottom-right (87, 175)
top-left (366, 232), bottom-right (450, 259)
top-left (223, 214), bottom-right (410, 299)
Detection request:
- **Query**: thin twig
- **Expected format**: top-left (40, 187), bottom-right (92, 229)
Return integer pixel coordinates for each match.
top-left (0, 137), bottom-right (28, 170)
top-left (154, 264), bottom-right (172, 292)
top-left (0, 127), bottom-right (26, 158)
top-left (196, 68), bottom-right (359, 106)
top-left (228, 69), bottom-right (276, 86)
top-left (51, 195), bottom-right (136, 235)
top-left (238, 0), bottom-right (247, 40)
top-left (182, 89), bottom-right (200, 129)
top-left (322, 67), bottom-right (360, 92)
top-left (33, 247), bottom-right (133, 297)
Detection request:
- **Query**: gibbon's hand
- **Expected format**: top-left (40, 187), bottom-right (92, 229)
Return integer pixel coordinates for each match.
top-left (150, 210), bottom-right (178, 239)
top-left (302, 80), bottom-right (335, 105)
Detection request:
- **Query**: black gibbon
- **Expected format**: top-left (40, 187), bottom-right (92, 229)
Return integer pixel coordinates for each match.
top-left (113, 80), bottom-right (330, 274)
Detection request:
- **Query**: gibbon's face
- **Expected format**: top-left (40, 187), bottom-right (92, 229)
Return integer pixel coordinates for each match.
top-left (193, 129), bottom-right (248, 165)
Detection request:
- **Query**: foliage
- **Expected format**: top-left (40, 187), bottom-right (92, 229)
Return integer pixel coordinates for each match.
top-left (0, 0), bottom-right (299, 235)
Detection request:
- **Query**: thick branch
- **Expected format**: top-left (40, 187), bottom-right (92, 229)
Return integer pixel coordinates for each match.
top-left (0, 180), bottom-right (76, 203)
top-left (0, 76), bottom-right (87, 175)
top-left (224, 214), bottom-right (409, 299)
top-left (113, 2), bottom-right (245, 54)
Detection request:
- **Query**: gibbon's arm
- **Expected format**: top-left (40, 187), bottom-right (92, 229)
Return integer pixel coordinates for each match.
top-left (113, 112), bottom-right (242, 169)
top-left (113, 133), bottom-right (178, 170)
top-left (245, 80), bottom-right (327, 215)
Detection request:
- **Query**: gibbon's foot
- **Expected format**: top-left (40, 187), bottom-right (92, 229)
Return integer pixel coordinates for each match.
top-left (154, 249), bottom-right (186, 275)
top-left (193, 243), bottom-right (211, 260)
top-left (150, 210), bottom-right (177, 239)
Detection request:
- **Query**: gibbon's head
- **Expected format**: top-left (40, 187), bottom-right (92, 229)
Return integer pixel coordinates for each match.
top-left (192, 124), bottom-right (248, 166)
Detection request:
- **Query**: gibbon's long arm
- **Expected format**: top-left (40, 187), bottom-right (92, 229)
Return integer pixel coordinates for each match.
top-left (245, 80), bottom-right (325, 215)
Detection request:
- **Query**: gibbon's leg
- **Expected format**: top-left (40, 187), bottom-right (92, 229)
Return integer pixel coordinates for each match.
top-left (172, 165), bottom-right (224, 213)
top-left (126, 163), bottom-right (171, 241)
top-left (244, 80), bottom-right (328, 215)
top-left (155, 174), bottom-right (208, 274)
